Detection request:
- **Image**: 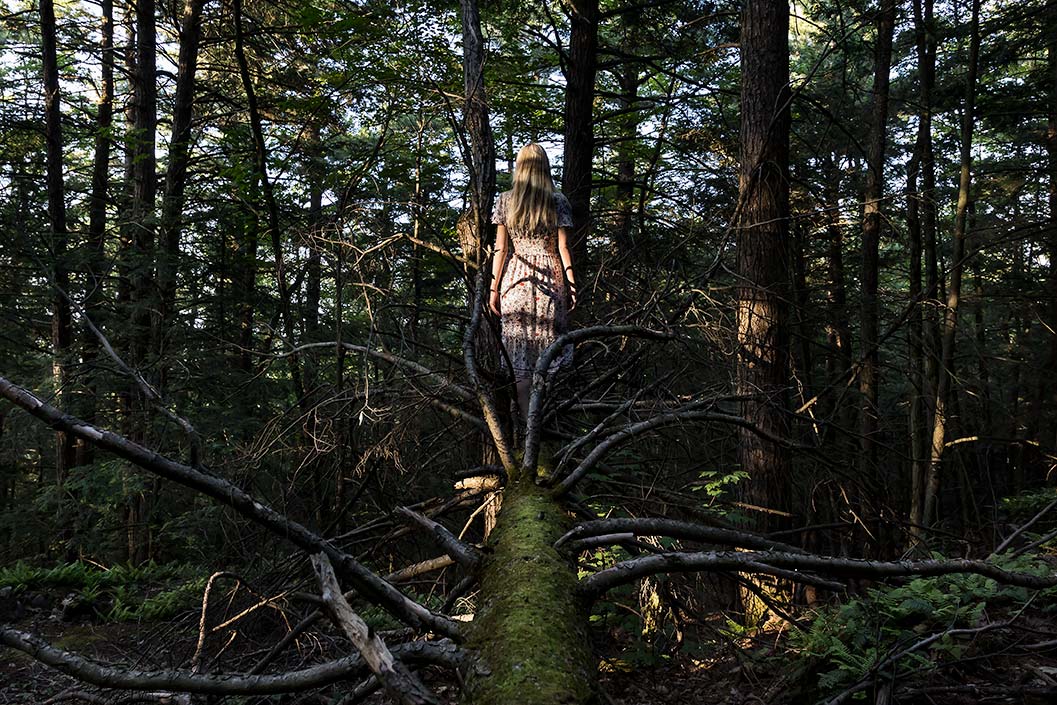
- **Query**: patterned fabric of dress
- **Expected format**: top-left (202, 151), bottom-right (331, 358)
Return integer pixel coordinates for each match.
top-left (490, 189), bottom-right (575, 382)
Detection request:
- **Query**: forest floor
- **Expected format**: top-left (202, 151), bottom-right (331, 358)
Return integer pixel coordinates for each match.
top-left (4, 581), bottom-right (1057, 704)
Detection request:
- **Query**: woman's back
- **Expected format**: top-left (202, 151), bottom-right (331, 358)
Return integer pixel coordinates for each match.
top-left (494, 189), bottom-right (574, 246)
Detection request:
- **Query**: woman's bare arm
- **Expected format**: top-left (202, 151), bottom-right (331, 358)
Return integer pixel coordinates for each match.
top-left (490, 224), bottom-right (510, 315)
top-left (558, 226), bottom-right (577, 310)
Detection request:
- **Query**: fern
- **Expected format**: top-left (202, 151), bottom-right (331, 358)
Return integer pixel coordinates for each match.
top-left (788, 546), bottom-right (1053, 699)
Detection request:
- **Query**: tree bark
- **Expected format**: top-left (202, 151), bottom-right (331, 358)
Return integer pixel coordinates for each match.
top-left (736, 0), bottom-right (793, 627)
top-left (458, 0), bottom-right (505, 485)
top-left (1037, 0), bottom-right (1057, 454)
top-left (463, 480), bottom-right (594, 705)
top-left (612, 12), bottom-right (640, 258)
top-left (735, 0), bottom-right (792, 536)
top-left (562, 0), bottom-right (599, 269)
top-left (80, 0), bottom-right (115, 470)
top-left (39, 0), bottom-right (76, 485)
top-left (458, 0), bottom-right (496, 266)
top-left (858, 0), bottom-right (896, 482)
top-left (922, 0), bottom-right (980, 532)
top-left (907, 0), bottom-right (937, 545)
top-left (156, 0), bottom-right (206, 388)
top-left (122, 0), bottom-right (158, 565)
top-left (822, 156), bottom-right (853, 433)
top-left (232, 0), bottom-right (305, 408)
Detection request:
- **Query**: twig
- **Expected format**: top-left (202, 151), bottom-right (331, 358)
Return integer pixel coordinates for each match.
top-left (990, 495), bottom-right (1057, 558)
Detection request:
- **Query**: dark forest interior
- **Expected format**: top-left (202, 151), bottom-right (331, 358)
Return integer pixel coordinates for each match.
top-left (2, 0), bottom-right (1057, 702)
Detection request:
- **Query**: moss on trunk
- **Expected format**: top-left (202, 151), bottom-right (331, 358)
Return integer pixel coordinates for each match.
top-left (463, 478), bottom-right (596, 705)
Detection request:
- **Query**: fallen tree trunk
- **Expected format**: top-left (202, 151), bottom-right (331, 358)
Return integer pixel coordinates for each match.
top-left (462, 476), bottom-right (596, 705)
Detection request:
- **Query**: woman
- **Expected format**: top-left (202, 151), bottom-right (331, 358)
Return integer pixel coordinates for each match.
top-left (489, 143), bottom-right (577, 428)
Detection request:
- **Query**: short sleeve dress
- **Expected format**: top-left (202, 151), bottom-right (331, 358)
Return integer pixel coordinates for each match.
top-left (491, 190), bottom-right (575, 383)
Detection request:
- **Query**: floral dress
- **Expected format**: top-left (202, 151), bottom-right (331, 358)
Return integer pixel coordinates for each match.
top-left (491, 189), bottom-right (575, 383)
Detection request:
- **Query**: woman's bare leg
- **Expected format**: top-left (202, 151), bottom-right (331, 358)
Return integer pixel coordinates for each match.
top-left (516, 379), bottom-right (530, 429)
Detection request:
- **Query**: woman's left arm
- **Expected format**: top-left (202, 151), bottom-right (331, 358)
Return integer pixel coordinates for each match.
top-left (558, 226), bottom-right (577, 311)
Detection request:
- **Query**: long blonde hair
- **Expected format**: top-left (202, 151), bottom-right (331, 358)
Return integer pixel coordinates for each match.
top-left (507, 143), bottom-right (557, 231)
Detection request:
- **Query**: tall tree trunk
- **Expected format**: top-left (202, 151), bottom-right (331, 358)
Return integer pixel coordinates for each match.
top-left (921, 0), bottom-right (940, 462)
top-left (735, 0), bottom-right (792, 625)
top-left (81, 0), bottom-right (115, 470)
top-left (459, 0), bottom-right (503, 516)
top-left (922, 0), bottom-right (980, 532)
top-left (115, 5), bottom-right (136, 315)
top-left (1038, 0), bottom-right (1057, 455)
top-left (155, 0), bottom-right (206, 394)
top-left (612, 13), bottom-right (640, 258)
top-left (304, 126), bottom-right (325, 531)
top-left (790, 217), bottom-right (814, 399)
top-left (822, 158), bottom-right (852, 426)
top-left (236, 187), bottom-right (259, 374)
top-left (232, 0), bottom-right (305, 408)
top-left (858, 0), bottom-right (896, 482)
top-left (457, 0), bottom-right (496, 266)
top-left (908, 0), bottom-right (937, 545)
top-left (121, 0), bottom-right (158, 565)
top-left (562, 0), bottom-right (599, 269)
top-left (39, 0), bottom-right (76, 486)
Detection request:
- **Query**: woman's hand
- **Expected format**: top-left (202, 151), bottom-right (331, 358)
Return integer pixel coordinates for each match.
top-left (489, 289), bottom-right (501, 316)
top-left (568, 286), bottom-right (577, 312)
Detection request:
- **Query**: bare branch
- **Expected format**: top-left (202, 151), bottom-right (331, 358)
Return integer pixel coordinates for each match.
top-left (990, 495), bottom-right (1057, 558)
top-left (0, 375), bottom-right (459, 638)
top-left (395, 506), bottom-right (482, 569)
top-left (462, 266), bottom-right (516, 471)
top-left (311, 552), bottom-right (441, 705)
top-left (522, 325), bottom-right (675, 475)
top-left (556, 517), bottom-right (806, 554)
top-left (0, 627), bottom-right (463, 695)
top-left (550, 404), bottom-right (809, 496)
top-left (279, 341), bottom-right (476, 403)
top-left (249, 556), bottom-right (458, 676)
top-left (578, 549), bottom-right (1057, 600)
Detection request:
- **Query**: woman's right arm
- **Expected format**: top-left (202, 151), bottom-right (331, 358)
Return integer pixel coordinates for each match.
top-left (490, 224), bottom-right (509, 315)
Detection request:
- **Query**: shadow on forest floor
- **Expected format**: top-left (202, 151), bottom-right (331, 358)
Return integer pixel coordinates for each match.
top-left (4, 578), bottom-right (1057, 704)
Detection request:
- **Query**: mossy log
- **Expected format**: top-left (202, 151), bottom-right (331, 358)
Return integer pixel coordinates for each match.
top-left (462, 476), bottom-right (596, 705)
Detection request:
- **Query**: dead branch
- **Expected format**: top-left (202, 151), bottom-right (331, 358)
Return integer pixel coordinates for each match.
top-left (279, 341), bottom-right (476, 403)
top-left (0, 375), bottom-right (459, 638)
top-left (387, 555), bottom-right (458, 582)
top-left (578, 549), bottom-right (1057, 600)
top-left (0, 627), bottom-right (463, 695)
top-left (311, 552), bottom-right (441, 705)
top-left (521, 325), bottom-right (675, 476)
top-left (395, 507), bottom-right (482, 569)
top-left (462, 266), bottom-right (516, 471)
top-left (249, 556), bottom-right (456, 675)
top-left (556, 517), bottom-right (807, 554)
top-left (551, 405), bottom-right (811, 496)
top-left (990, 495), bottom-right (1057, 558)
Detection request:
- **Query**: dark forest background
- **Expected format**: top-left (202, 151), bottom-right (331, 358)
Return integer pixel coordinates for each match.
top-left (1, 0), bottom-right (1057, 701)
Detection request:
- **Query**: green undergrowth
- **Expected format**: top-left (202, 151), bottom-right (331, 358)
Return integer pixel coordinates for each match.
top-left (465, 479), bottom-right (596, 704)
top-left (1, 559), bottom-right (205, 622)
top-left (784, 550), bottom-right (1057, 698)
